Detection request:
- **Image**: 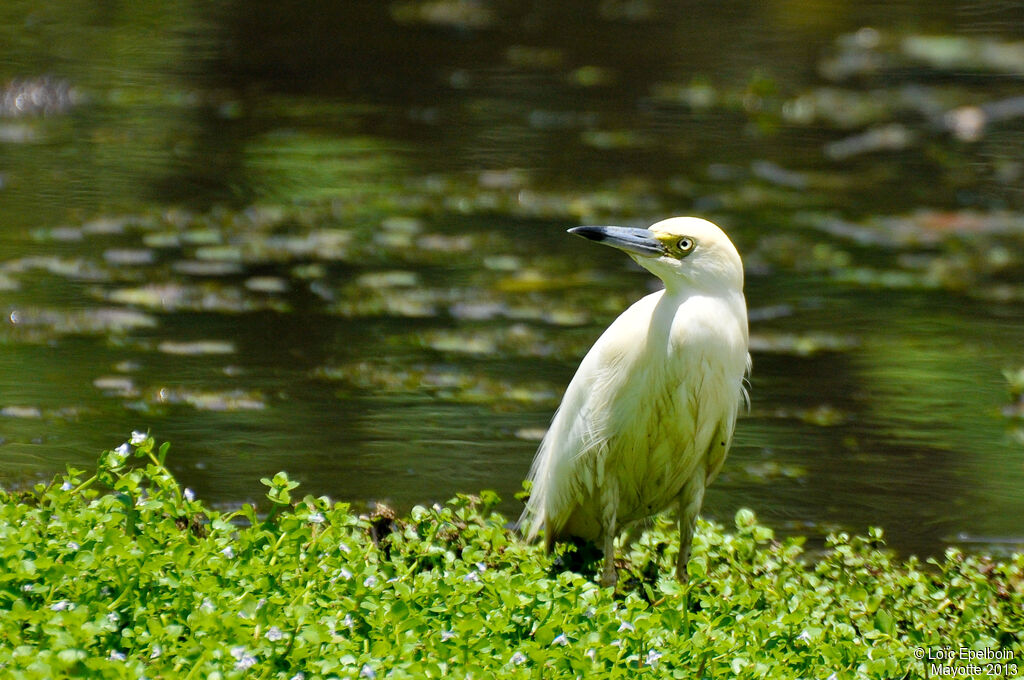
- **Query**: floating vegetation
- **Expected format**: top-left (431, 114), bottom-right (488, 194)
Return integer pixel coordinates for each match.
top-left (104, 283), bottom-right (290, 314)
top-left (92, 376), bottom-right (139, 398)
top-left (330, 287), bottom-right (443, 319)
top-left (802, 210), bottom-right (1024, 248)
top-left (314, 362), bottom-right (559, 410)
top-left (900, 35), bottom-right (1024, 75)
top-left (820, 29), bottom-right (1024, 81)
top-left (2, 256), bottom-right (110, 282)
top-left (649, 79), bottom-right (718, 109)
top-left (5, 306), bottom-right (157, 340)
top-left (354, 270), bottom-right (419, 289)
top-left (514, 427), bottom-right (547, 441)
top-left (580, 129), bottom-right (650, 150)
top-left (173, 260), bottom-right (243, 277)
top-left (824, 124), bottom-right (915, 161)
top-left (148, 387), bottom-right (266, 412)
top-left (244, 276), bottom-right (289, 293)
top-left (389, 0), bottom-right (495, 29)
top-left (754, 405), bottom-right (848, 428)
top-left (102, 249), bottom-right (156, 266)
top-left (740, 459), bottom-right (809, 483)
top-left (1004, 368), bottom-right (1024, 421)
top-left (418, 323), bottom-right (582, 359)
top-left (0, 76), bottom-right (80, 117)
top-left (749, 332), bottom-right (858, 357)
top-left (0, 405), bottom-right (43, 419)
top-left (157, 341), bottom-right (236, 356)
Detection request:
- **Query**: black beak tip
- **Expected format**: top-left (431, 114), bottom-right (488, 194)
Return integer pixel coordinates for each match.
top-left (567, 226), bottom-right (605, 242)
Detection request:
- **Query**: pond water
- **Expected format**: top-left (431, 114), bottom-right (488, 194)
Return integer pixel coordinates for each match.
top-left (2, 1), bottom-right (1023, 558)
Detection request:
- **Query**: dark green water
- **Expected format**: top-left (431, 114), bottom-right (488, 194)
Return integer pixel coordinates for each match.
top-left (2, 1), bottom-right (1023, 557)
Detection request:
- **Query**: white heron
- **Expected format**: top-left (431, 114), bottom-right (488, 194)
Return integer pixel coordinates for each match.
top-left (520, 217), bottom-right (750, 587)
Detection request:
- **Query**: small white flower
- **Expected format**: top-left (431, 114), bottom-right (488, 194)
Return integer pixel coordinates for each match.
top-left (265, 626), bottom-right (284, 641)
top-left (617, 621), bottom-right (634, 633)
top-left (440, 630), bottom-right (457, 642)
top-left (107, 612), bottom-right (120, 624)
top-left (342, 614), bottom-right (354, 628)
top-left (797, 630), bottom-right (811, 642)
top-left (290, 674), bottom-right (305, 680)
top-left (114, 443), bottom-right (130, 458)
top-left (360, 665), bottom-right (376, 679)
top-left (339, 567), bottom-right (353, 580)
top-left (552, 633), bottom-right (569, 646)
top-left (150, 645), bottom-right (162, 659)
top-left (363, 575), bottom-right (378, 588)
top-left (585, 648), bottom-right (597, 661)
top-left (21, 584), bottom-right (33, 593)
top-left (256, 598), bottom-right (266, 610)
top-left (235, 654), bottom-right (257, 671)
top-left (50, 600), bottom-right (72, 611)
top-left (463, 571), bottom-right (480, 583)
top-left (510, 651), bottom-right (527, 666)
top-left (200, 598), bottom-right (215, 613)
top-left (130, 431), bottom-right (147, 445)
top-left (108, 650), bottom-right (126, 661)
top-left (645, 649), bottom-right (663, 667)
top-left (61, 481), bottom-right (73, 491)
top-left (183, 488), bottom-right (195, 502)
top-left (230, 646), bottom-right (247, 660)
top-left (475, 562), bottom-right (487, 572)
top-left (221, 545), bottom-right (235, 559)
top-left (66, 541), bottom-right (80, 550)
top-left (308, 512), bottom-right (325, 524)
top-left (611, 639), bottom-right (623, 648)
top-left (338, 541), bottom-right (351, 554)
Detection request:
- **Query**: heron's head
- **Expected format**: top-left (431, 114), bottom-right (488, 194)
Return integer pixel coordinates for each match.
top-left (568, 217), bottom-right (744, 293)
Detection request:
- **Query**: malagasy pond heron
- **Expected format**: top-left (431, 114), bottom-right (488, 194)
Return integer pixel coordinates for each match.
top-left (520, 217), bottom-right (750, 587)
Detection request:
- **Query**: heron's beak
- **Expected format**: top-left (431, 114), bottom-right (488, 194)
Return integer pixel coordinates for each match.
top-left (568, 226), bottom-right (666, 258)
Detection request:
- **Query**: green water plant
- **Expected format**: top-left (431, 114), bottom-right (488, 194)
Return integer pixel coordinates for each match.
top-left (1, 437), bottom-right (1021, 679)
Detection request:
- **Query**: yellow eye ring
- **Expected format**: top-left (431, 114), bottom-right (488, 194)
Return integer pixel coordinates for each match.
top-left (676, 237), bottom-right (695, 253)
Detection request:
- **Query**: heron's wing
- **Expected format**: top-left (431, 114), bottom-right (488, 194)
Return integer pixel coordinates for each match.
top-left (519, 298), bottom-right (656, 543)
top-left (521, 379), bottom-right (609, 540)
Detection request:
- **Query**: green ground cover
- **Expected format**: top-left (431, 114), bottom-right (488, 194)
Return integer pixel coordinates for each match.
top-left (1, 437), bottom-right (1021, 679)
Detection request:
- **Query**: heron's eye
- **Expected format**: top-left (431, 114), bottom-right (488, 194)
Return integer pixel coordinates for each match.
top-left (676, 237), bottom-right (695, 254)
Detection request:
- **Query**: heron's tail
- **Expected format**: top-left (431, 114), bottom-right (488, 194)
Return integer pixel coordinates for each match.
top-left (518, 436), bottom-right (554, 545)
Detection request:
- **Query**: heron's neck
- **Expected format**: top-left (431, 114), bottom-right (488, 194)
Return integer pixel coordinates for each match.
top-left (659, 275), bottom-right (742, 301)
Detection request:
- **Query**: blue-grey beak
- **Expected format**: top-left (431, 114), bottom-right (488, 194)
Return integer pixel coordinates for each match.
top-left (568, 226), bottom-right (666, 257)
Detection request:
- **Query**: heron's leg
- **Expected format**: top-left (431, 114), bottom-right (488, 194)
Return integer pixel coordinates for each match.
top-left (599, 481), bottom-right (619, 587)
top-left (600, 523), bottom-right (617, 587)
top-left (676, 480), bottom-right (705, 582)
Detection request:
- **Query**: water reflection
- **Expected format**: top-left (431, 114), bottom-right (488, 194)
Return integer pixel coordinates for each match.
top-left (2, 0), bottom-right (1023, 558)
